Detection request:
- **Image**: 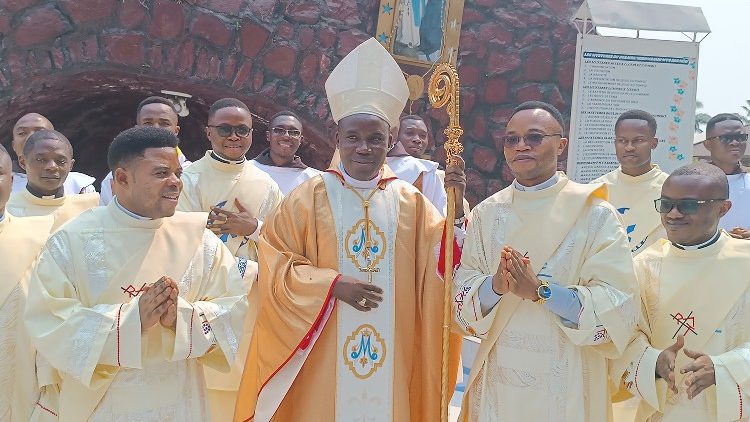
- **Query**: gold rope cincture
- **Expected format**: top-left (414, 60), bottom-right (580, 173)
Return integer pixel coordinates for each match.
top-left (341, 180), bottom-right (381, 284)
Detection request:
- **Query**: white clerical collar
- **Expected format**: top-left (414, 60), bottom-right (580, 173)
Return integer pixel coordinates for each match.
top-left (674, 229), bottom-right (721, 250)
top-left (338, 163), bottom-right (382, 189)
top-left (513, 172), bottom-right (560, 192)
top-left (211, 151), bottom-right (245, 165)
top-left (114, 197), bottom-right (153, 220)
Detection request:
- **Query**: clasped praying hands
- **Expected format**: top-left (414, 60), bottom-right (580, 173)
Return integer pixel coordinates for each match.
top-left (492, 246), bottom-right (541, 301)
top-left (138, 276), bottom-right (179, 331)
top-left (656, 335), bottom-right (716, 399)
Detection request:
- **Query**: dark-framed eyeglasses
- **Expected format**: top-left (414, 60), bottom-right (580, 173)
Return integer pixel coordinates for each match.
top-left (502, 133), bottom-right (562, 148)
top-left (270, 127), bottom-right (302, 138)
top-left (707, 133), bottom-right (748, 145)
top-left (654, 198), bottom-right (727, 215)
top-left (208, 124), bottom-right (252, 138)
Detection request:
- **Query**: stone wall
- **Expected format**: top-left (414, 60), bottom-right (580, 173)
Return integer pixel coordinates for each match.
top-left (0, 0), bottom-right (581, 204)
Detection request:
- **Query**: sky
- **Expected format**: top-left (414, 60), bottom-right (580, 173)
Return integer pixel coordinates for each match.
top-left (595, 0), bottom-right (750, 119)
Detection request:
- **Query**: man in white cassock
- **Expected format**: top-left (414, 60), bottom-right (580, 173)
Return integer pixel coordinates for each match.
top-left (454, 101), bottom-right (639, 421)
top-left (25, 126), bottom-right (249, 421)
top-left (611, 163), bottom-right (750, 421)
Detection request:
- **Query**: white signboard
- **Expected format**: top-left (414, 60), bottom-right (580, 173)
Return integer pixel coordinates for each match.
top-left (567, 34), bottom-right (699, 182)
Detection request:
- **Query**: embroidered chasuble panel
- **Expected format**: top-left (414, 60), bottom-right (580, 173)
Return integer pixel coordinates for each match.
top-left (323, 173), bottom-right (399, 422)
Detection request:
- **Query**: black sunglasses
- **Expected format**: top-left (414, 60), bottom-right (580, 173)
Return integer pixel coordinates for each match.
top-left (654, 198), bottom-right (726, 215)
top-left (708, 133), bottom-right (748, 145)
top-left (208, 124), bottom-right (252, 138)
top-left (270, 127), bottom-right (302, 138)
top-left (502, 133), bottom-right (562, 148)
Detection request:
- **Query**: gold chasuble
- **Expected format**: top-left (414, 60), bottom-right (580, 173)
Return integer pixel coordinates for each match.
top-left (7, 189), bottom-right (99, 230)
top-left (0, 214), bottom-right (55, 421)
top-left (24, 203), bottom-right (248, 422)
top-left (233, 168), bottom-right (461, 421)
top-left (178, 151), bottom-right (283, 260)
top-left (611, 233), bottom-right (750, 421)
top-left (593, 165), bottom-right (669, 255)
top-left (454, 173), bottom-right (639, 422)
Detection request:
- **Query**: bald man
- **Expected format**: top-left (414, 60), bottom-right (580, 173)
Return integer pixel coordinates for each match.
top-left (10, 113), bottom-right (96, 195)
top-left (7, 130), bottom-right (98, 230)
top-left (611, 163), bottom-right (750, 421)
top-left (0, 144), bottom-right (56, 420)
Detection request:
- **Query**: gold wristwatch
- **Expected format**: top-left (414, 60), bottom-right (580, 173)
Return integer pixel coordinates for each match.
top-left (536, 279), bottom-right (552, 304)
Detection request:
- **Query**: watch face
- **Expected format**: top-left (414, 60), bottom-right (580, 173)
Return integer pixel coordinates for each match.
top-left (540, 285), bottom-right (552, 299)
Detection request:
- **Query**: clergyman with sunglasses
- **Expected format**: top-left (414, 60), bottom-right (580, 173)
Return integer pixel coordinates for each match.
top-left (176, 97), bottom-right (283, 422)
top-left (611, 163), bottom-right (750, 420)
top-left (453, 101), bottom-right (638, 421)
top-left (250, 110), bottom-right (322, 195)
top-left (703, 113), bottom-right (750, 239)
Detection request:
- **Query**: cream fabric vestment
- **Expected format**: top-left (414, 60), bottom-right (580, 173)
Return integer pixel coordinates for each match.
top-left (593, 165), bottom-right (669, 255)
top-left (454, 173), bottom-right (639, 422)
top-left (0, 213), bottom-right (55, 421)
top-left (24, 203), bottom-right (248, 422)
top-left (611, 233), bottom-right (750, 421)
top-left (178, 151), bottom-right (279, 421)
top-left (178, 151), bottom-right (283, 261)
top-left (6, 188), bottom-right (99, 231)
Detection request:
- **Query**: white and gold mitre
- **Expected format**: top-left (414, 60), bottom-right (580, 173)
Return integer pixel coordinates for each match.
top-left (324, 38), bottom-right (409, 127)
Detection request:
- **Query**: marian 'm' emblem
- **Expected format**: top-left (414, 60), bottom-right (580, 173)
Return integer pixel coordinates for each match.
top-left (345, 219), bottom-right (386, 269)
top-left (343, 324), bottom-right (387, 379)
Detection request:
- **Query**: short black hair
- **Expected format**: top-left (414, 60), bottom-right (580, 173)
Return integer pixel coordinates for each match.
top-left (208, 98), bottom-right (250, 120)
top-left (23, 129), bottom-right (73, 156)
top-left (107, 126), bottom-right (179, 171)
top-left (136, 96), bottom-right (178, 119)
top-left (400, 114), bottom-right (424, 123)
top-left (706, 113), bottom-right (744, 137)
top-left (511, 101), bottom-right (565, 131)
top-left (268, 110), bottom-right (302, 127)
top-left (669, 162), bottom-right (729, 198)
top-left (615, 109), bottom-right (657, 136)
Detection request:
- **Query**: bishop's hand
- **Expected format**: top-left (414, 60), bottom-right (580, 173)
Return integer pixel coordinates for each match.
top-left (681, 347), bottom-right (715, 399)
top-left (444, 155), bottom-right (466, 218)
top-left (208, 199), bottom-right (258, 237)
top-left (501, 247), bottom-right (538, 301)
top-left (656, 335), bottom-right (684, 394)
top-left (333, 276), bottom-right (383, 312)
top-left (139, 277), bottom-right (176, 331)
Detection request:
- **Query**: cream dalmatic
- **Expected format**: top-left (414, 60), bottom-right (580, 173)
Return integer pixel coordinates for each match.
top-left (611, 233), bottom-right (750, 421)
top-left (593, 165), bottom-right (669, 255)
top-left (177, 151), bottom-right (281, 421)
top-left (24, 203), bottom-right (249, 422)
top-left (178, 153), bottom-right (282, 260)
top-left (454, 174), bottom-right (639, 422)
top-left (6, 188), bottom-right (99, 230)
top-left (0, 213), bottom-right (55, 421)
